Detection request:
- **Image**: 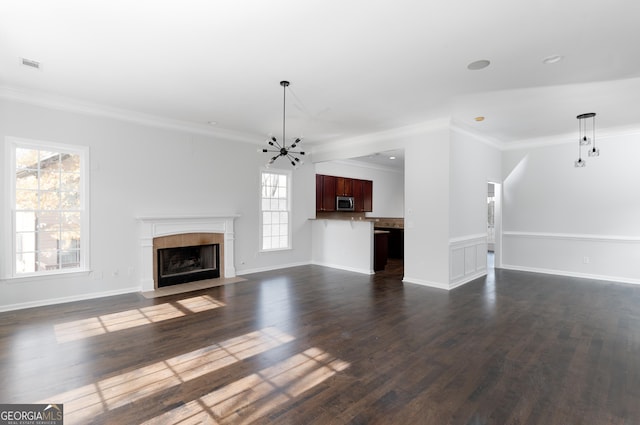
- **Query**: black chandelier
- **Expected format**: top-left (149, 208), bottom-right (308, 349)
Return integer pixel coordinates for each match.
top-left (574, 112), bottom-right (599, 167)
top-left (260, 81), bottom-right (305, 168)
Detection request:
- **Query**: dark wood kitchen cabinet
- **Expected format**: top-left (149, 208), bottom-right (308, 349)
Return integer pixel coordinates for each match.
top-left (335, 177), bottom-right (353, 196)
top-left (352, 179), bottom-right (373, 212)
top-left (362, 179), bottom-right (372, 212)
top-left (352, 179), bottom-right (364, 211)
top-left (316, 174), bottom-right (336, 211)
top-left (374, 231), bottom-right (389, 271)
top-left (315, 174), bottom-right (372, 213)
top-left (374, 227), bottom-right (403, 259)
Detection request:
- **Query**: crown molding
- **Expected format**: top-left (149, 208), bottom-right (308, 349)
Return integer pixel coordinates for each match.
top-left (311, 117), bottom-right (450, 158)
top-left (330, 158), bottom-right (404, 174)
top-left (449, 123), bottom-right (505, 150)
top-left (451, 116), bottom-right (640, 152)
top-left (0, 85), bottom-right (258, 143)
top-left (501, 124), bottom-right (640, 151)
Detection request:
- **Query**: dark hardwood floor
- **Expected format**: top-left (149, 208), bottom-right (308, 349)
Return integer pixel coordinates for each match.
top-left (2, 259), bottom-right (640, 424)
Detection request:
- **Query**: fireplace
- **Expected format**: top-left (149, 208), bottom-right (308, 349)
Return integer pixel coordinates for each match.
top-left (137, 215), bottom-right (237, 292)
top-left (157, 243), bottom-right (220, 287)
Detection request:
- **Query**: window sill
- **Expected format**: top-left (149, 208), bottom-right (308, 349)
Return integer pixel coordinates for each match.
top-left (259, 247), bottom-right (293, 253)
top-left (2, 269), bottom-right (91, 283)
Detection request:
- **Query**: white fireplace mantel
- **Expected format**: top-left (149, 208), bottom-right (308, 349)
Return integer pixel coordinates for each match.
top-left (137, 214), bottom-right (239, 291)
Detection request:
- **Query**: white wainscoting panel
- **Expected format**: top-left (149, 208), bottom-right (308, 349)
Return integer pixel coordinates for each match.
top-left (449, 234), bottom-right (488, 289)
top-left (502, 231), bottom-right (640, 284)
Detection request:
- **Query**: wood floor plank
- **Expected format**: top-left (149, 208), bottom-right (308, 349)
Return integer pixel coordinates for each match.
top-left (2, 260), bottom-right (640, 424)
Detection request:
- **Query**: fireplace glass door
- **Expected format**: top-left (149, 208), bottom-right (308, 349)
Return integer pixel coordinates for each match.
top-left (157, 243), bottom-right (220, 287)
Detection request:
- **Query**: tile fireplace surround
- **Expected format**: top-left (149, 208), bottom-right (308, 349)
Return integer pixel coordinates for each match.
top-left (137, 215), bottom-right (238, 292)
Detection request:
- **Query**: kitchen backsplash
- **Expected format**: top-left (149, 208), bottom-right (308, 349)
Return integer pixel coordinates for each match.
top-left (313, 213), bottom-right (404, 228)
top-left (371, 217), bottom-right (404, 228)
top-left (315, 211), bottom-right (368, 220)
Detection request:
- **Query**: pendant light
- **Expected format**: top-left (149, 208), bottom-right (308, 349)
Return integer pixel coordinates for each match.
top-left (575, 112), bottom-right (598, 167)
top-left (260, 81), bottom-right (305, 168)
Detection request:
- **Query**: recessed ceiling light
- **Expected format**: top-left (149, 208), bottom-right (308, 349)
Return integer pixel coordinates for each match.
top-left (542, 55), bottom-right (563, 64)
top-left (475, 116), bottom-right (485, 122)
top-left (467, 59), bottom-right (491, 70)
top-left (389, 156), bottom-right (396, 160)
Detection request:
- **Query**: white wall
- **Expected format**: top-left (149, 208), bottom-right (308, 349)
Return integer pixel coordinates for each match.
top-left (314, 160), bottom-right (404, 218)
top-left (449, 129), bottom-right (502, 238)
top-left (502, 131), bottom-right (640, 283)
top-left (448, 128), bottom-right (502, 287)
top-left (402, 128), bottom-right (451, 288)
top-left (0, 98), bottom-right (314, 310)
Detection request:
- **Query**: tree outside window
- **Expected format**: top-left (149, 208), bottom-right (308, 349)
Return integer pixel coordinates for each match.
top-left (11, 141), bottom-right (86, 275)
top-left (260, 171), bottom-right (291, 251)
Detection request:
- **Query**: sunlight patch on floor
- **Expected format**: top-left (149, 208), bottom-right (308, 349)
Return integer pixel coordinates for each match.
top-left (142, 347), bottom-right (350, 425)
top-left (53, 295), bottom-right (225, 343)
top-left (40, 327), bottom-right (294, 424)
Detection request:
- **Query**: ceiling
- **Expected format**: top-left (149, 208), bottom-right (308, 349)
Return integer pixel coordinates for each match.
top-left (349, 149), bottom-right (405, 171)
top-left (2, 0), bottom-right (640, 154)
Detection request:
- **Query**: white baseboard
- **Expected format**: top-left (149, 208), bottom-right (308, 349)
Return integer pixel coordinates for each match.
top-left (402, 276), bottom-right (450, 290)
top-left (404, 271), bottom-right (486, 291)
top-left (309, 261), bottom-right (374, 275)
top-left (236, 261), bottom-right (312, 276)
top-left (500, 264), bottom-right (640, 285)
top-left (0, 286), bottom-right (141, 313)
top-left (449, 271), bottom-right (487, 289)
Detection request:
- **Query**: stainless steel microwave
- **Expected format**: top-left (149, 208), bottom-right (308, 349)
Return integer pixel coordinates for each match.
top-left (336, 196), bottom-right (355, 211)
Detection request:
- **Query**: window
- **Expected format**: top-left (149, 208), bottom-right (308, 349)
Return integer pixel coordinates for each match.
top-left (260, 170), bottom-right (291, 251)
top-left (6, 138), bottom-right (89, 277)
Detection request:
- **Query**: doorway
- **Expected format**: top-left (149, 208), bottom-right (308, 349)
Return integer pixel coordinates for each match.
top-left (487, 182), bottom-right (501, 270)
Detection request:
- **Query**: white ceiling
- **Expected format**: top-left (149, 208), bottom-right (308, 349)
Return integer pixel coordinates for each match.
top-left (350, 149), bottom-right (406, 171)
top-left (2, 0), bottom-right (640, 152)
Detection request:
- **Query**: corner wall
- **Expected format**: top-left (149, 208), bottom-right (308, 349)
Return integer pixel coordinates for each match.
top-left (449, 128), bottom-right (502, 287)
top-left (313, 122), bottom-right (498, 290)
top-left (402, 128), bottom-right (451, 288)
top-left (501, 131), bottom-right (640, 283)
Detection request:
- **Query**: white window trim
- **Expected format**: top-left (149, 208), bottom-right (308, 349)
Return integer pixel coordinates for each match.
top-left (259, 167), bottom-right (293, 252)
top-left (4, 136), bottom-right (90, 280)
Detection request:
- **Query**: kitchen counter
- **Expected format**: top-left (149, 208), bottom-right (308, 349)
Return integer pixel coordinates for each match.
top-left (371, 217), bottom-right (404, 229)
top-left (311, 212), bottom-right (375, 222)
top-left (312, 213), bottom-right (404, 228)
top-left (310, 216), bottom-right (403, 273)
top-left (311, 218), bottom-right (375, 274)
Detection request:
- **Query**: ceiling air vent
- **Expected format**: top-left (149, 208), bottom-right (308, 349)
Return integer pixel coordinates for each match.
top-left (21, 58), bottom-right (41, 70)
